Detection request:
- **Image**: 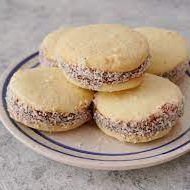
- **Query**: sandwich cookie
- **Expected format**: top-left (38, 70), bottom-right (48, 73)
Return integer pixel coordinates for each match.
top-left (6, 67), bottom-right (94, 132)
top-left (93, 74), bottom-right (184, 143)
top-left (40, 27), bottom-right (71, 67)
top-left (56, 24), bottom-right (150, 92)
top-left (135, 27), bottom-right (189, 82)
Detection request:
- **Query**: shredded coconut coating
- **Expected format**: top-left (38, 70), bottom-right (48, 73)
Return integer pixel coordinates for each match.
top-left (6, 89), bottom-right (91, 129)
top-left (60, 57), bottom-right (150, 90)
top-left (94, 102), bottom-right (184, 138)
top-left (39, 52), bottom-right (58, 67)
top-left (161, 62), bottom-right (188, 82)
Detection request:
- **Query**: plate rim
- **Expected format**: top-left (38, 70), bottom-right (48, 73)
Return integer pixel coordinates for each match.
top-left (0, 52), bottom-right (190, 170)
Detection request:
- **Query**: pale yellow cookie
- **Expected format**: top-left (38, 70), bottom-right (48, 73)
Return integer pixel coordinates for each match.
top-left (135, 27), bottom-right (189, 82)
top-left (56, 24), bottom-right (150, 91)
top-left (6, 67), bottom-right (94, 132)
top-left (40, 27), bottom-right (72, 67)
top-left (93, 74), bottom-right (184, 143)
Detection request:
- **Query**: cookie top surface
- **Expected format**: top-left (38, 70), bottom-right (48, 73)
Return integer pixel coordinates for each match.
top-left (8, 68), bottom-right (94, 113)
top-left (55, 24), bottom-right (149, 72)
top-left (135, 27), bottom-right (189, 74)
top-left (94, 74), bottom-right (183, 121)
top-left (40, 27), bottom-right (72, 61)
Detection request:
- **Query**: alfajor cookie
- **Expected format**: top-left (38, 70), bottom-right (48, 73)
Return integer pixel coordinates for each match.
top-left (6, 67), bottom-right (94, 132)
top-left (135, 27), bottom-right (189, 82)
top-left (55, 24), bottom-right (150, 92)
top-left (40, 27), bottom-right (72, 67)
top-left (93, 74), bottom-right (184, 143)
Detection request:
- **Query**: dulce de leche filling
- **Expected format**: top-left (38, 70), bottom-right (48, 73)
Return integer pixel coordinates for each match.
top-left (94, 102), bottom-right (184, 138)
top-left (6, 89), bottom-right (91, 128)
top-left (60, 57), bottom-right (150, 90)
top-left (161, 62), bottom-right (188, 82)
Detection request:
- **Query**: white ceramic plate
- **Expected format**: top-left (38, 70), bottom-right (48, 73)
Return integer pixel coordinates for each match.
top-left (1, 52), bottom-right (190, 170)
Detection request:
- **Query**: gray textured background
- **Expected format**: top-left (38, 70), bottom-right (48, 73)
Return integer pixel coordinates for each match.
top-left (1, 0), bottom-right (190, 189)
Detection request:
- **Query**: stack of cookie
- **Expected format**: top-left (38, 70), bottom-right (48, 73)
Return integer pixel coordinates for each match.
top-left (6, 24), bottom-right (188, 143)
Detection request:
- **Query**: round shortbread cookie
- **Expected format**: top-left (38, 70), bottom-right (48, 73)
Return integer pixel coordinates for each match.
top-left (93, 74), bottom-right (184, 143)
top-left (6, 67), bottom-right (94, 132)
top-left (135, 27), bottom-right (189, 82)
top-left (56, 24), bottom-right (150, 91)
